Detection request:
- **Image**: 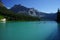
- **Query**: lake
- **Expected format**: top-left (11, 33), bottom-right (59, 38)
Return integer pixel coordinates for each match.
top-left (0, 21), bottom-right (58, 40)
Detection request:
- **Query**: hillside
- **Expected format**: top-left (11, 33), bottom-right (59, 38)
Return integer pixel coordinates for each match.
top-left (0, 6), bottom-right (40, 21)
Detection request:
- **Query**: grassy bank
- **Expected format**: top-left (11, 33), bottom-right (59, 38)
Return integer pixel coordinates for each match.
top-left (0, 15), bottom-right (4, 20)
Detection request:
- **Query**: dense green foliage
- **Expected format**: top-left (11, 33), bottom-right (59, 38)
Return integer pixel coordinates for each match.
top-left (0, 6), bottom-right (40, 21)
top-left (0, 15), bottom-right (4, 20)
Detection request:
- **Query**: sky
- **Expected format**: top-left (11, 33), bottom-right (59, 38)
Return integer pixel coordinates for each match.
top-left (2, 0), bottom-right (60, 13)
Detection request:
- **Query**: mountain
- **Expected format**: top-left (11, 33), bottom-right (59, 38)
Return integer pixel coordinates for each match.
top-left (0, 2), bottom-right (40, 21)
top-left (0, 6), bottom-right (40, 21)
top-left (43, 13), bottom-right (57, 20)
top-left (10, 4), bottom-right (38, 16)
top-left (37, 12), bottom-right (57, 20)
top-left (0, 0), bottom-right (56, 21)
top-left (10, 4), bottom-right (29, 13)
top-left (10, 4), bottom-right (57, 21)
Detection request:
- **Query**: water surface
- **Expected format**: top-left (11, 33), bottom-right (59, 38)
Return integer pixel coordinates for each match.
top-left (0, 21), bottom-right (58, 40)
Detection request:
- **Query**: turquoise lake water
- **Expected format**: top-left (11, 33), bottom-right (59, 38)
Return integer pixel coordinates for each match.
top-left (0, 21), bottom-right (58, 40)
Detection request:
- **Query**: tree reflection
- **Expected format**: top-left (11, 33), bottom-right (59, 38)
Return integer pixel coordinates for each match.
top-left (53, 23), bottom-right (60, 40)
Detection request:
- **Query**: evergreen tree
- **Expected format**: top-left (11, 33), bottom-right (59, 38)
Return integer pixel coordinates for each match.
top-left (57, 8), bottom-right (60, 22)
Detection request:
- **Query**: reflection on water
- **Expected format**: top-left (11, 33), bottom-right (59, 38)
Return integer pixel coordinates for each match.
top-left (58, 24), bottom-right (60, 40)
top-left (51, 23), bottom-right (60, 40)
top-left (47, 23), bottom-right (60, 40)
top-left (0, 23), bottom-right (7, 31)
top-left (0, 21), bottom-right (58, 40)
top-left (0, 23), bottom-right (7, 40)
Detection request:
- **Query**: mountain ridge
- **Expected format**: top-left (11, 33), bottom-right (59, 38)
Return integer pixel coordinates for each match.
top-left (10, 4), bottom-right (57, 20)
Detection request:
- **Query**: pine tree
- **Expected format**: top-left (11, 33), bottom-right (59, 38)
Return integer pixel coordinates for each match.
top-left (57, 8), bottom-right (60, 22)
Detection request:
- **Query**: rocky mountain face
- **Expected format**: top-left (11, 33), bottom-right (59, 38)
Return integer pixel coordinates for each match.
top-left (10, 4), bottom-right (57, 20)
top-left (10, 4), bottom-right (38, 16)
top-left (10, 4), bottom-right (29, 13)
